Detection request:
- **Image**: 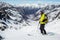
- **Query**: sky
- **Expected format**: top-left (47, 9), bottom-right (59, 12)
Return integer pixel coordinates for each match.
top-left (0, 0), bottom-right (60, 5)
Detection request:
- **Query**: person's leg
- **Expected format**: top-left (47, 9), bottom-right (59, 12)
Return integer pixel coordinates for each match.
top-left (43, 24), bottom-right (47, 34)
top-left (40, 29), bottom-right (43, 34)
top-left (40, 24), bottom-right (44, 34)
top-left (44, 29), bottom-right (46, 34)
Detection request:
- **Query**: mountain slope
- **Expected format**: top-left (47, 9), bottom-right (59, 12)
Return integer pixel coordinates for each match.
top-left (2, 19), bottom-right (60, 40)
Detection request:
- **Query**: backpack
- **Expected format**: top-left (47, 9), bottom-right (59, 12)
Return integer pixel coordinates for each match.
top-left (43, 14), bottom-right (48, 23)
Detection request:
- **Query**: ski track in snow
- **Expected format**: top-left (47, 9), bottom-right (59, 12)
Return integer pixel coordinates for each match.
top-left (1, 20), bottom-right (60, 40)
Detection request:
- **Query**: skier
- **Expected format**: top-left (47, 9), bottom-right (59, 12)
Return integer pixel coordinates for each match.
top-left (39, 11), bottom-right (48, 35)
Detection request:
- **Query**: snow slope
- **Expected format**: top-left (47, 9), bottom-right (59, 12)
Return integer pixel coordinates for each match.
top-left (1, 19), bottom-right (60, 40)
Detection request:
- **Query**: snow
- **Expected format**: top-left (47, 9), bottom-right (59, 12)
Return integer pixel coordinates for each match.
top-left (1, 19), bottom-right (60, 40)
top-left (0, 2), bottom-right (60, 40)
top-left (16, 4), bottom-right (40, 8)
top-left (46, 19), bottom-right (60, 34)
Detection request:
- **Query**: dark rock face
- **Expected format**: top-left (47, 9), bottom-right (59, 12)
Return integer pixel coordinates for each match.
top-left (0, 36), bottom-right (3, 40)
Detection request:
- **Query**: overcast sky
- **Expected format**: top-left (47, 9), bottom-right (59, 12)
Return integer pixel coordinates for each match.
top-left (0, 0), bottom-right (60, 5)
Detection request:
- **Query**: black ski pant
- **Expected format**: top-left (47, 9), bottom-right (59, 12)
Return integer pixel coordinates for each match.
top-left (40, 24), bottom-right (46, 34)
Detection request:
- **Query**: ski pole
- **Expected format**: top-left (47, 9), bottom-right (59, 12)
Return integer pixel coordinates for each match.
top-left (37, 22), bottom-right (40, 31)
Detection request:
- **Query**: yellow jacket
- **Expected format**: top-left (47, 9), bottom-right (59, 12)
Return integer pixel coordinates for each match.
top-left (39, 13), bottom-right (48, 24)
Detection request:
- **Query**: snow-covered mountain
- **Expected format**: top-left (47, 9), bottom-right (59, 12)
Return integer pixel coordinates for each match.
top-left (35, 4), bottom-right (60, 22)
top-left (16, 4), bottom-right (40, 8)
top-left (0, 2), bottom-right (40, 32)
top-left (0, 2), bottom-right (60, 31)
top-left (0, 2), bottom-right (13, 9)
top-left (0, 2), bottom-right (24, 31)
top-left (0, 2), bottom-right (60, 40)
